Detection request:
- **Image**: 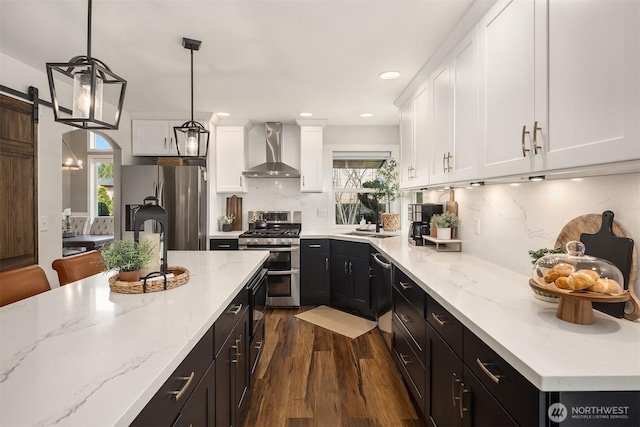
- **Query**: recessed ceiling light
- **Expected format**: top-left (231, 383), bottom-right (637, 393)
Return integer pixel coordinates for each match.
top-left (216, 112), bottom-right (230, 117)
top-left (379, 71), bottom-right (400, 80)
top-left (299, 112), bottom-right (313, 117)
top-left (360, 113), bottom-right (373, 118)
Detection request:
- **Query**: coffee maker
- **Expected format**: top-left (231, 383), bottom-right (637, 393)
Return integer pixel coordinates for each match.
top-left (408, 203), bottom-right (443, 245)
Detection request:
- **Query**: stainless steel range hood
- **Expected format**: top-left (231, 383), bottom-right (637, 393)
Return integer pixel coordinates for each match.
top-left (243, 122), bottom-right (300, 178)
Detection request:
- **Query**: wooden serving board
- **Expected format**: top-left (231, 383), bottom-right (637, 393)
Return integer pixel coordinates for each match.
top-left (555, 212), bottom-right (639, 320)
top-left (226, 196), bottom-right (243, 231)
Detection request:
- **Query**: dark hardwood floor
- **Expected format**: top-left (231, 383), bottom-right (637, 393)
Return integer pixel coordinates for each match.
top-left (241, 307), bottom-right (426, 427)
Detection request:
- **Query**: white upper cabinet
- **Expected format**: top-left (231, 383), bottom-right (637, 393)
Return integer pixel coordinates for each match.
top-left (399, 99), bottom-right (415, 188)
top-left (298, 123), bottom-right (325, 193)
top-left (542, 0), bottom-right (640, 169)
top-left (429, 28), bottom-right (479, 185)
top-left (215, 124), bottom-right (250, 193)
top-left (478, 0), bottom-right (538, 178)
top-left (132, 120), bottom-right (185, 156)
top-left (479, 0), bottom-right (639, 179)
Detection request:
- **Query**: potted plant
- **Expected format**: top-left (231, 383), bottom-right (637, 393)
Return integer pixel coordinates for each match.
top-left (430, 212), bottom-right (459, 240)
top-left (99, 238), bottom-right (154, 282)
top-left (218, 214), bottom-right (235, 232)
top-left (363, 159), bottom-right (401, 231)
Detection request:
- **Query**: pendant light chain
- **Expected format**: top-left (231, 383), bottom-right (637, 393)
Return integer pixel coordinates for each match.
top-left (87, 0), bottom-right (92, 59)
top-left (190, 47), bottom-right (194, 122)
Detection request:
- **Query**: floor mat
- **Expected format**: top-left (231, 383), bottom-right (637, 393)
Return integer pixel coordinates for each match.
top-left (295, 305), bottom-right (377, 339)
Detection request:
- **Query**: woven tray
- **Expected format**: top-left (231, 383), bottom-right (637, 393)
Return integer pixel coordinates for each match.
top-left (109, 266), bottom-right (189, 294)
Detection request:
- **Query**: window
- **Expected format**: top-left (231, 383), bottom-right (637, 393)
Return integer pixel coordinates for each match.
top-left (332, 151), bottom-right (390, 225)
top-left (87, 132), bottom-right (114, 218)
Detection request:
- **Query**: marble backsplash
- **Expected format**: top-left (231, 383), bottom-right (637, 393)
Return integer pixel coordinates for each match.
top-left (213, 172), bottom-right (639, 292)
top-left (421, 173), bottom-right (640, 291)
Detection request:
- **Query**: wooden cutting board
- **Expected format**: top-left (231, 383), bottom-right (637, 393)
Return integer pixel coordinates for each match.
top-left (226, 196), bottom-right (243, 231)
top-left (446, 190), bottom-right (458, 238)
top-left (555, 212), bottom-right (639, 320)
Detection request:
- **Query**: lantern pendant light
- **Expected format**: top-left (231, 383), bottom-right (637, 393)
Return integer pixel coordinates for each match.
top-left (173, 38), bottom-right (210, 158)
top-left (46, 0), bottom-right (127, 130)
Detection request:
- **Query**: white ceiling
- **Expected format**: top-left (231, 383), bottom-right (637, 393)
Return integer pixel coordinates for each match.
top-left (1, 0), bottom-right (473, 126)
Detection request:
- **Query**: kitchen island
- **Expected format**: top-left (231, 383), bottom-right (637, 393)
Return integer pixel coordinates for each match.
top-left (0, 250), bottom-right (268, 427)
top-left (304, 231), bottom-right (640, 393)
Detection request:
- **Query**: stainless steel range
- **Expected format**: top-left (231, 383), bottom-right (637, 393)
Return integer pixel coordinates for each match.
top-left (239, 211), bottom-right (301, 307)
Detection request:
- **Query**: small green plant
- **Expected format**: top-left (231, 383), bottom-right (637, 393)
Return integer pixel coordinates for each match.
top-left (363, 158), bottom-right (401, 213)
top-left (430, 212), bottom-right (460, 229)
top-left (218, 215), bottom-right (235, 225)
top-left (527, 247), bottom-right (566, 265)
top-left (99, 238), bottom-right (154, 272)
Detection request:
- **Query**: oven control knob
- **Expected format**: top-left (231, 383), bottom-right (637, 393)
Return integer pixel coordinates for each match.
top-left (286, 239), bottom-right (292, 245)
top-left (267, 239), bottom-right (273, 245)
top-left (251, 239), bottom-right (258, 245)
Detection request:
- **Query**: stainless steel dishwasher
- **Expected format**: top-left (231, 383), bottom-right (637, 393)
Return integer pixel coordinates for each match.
top-left (371, 251), bottom-right (393, 349)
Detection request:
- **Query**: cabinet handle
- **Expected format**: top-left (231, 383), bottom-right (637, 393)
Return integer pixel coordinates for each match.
top-left (349, 261), bottom-right (353, 275)
top-left (308, 244), bottom-right (321, 248)
top-left (232, 337), bottom-right (242, 365)
top-left (302, 176), bottom-right (305, 186)
top-left (171, 371), bottom-right (195, 401)
top-left (399, 313), bottom-right (411, 324)
top-left (533, 121), bottom-right (542, 154)
top-left (344, 260), bottom-right (348, 274)
top-left (399, 353), bottom-right (411, 366)
top-left (230, 304), bottom-right (243, 315)
top-left (521, 125), bottom-right (530, 157)
top-left (476, 358), bottom-right (502, 384)
top-left (325, 257), bottom-right (329, 271)
top-left (163, 137), bottom-right (167, 149)
top-left (442, 153), bottom-right (447, 173)
top-left (218, 244), bottom-right (231, 248)
top-left (447, 152), bottom-right (453, 172)
top-left (451, 372), bottom-right (461, 406)
top-left (431, 312), bottom-right (449, 327)
top-left (240, 176), bottom-right (243, 187)
top-left (399, 281), bottom-right (411, 290)
top-left (255, 340), bottom-right (263, 351)
top-left (459, 382), bottom-right (470, 419)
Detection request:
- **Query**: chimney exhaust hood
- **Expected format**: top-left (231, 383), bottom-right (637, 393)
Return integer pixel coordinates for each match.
top-left (243, 122), bottom-right (300, 178)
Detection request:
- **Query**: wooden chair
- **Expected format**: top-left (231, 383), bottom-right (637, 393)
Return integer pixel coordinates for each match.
top-left (52, 250), bottom-right (106, 286)
top-left (0, 265), bottom-right (51, 307)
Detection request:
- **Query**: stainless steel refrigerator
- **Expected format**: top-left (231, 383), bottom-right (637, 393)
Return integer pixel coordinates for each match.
top-left (121, 164), bottom-right (207, 250)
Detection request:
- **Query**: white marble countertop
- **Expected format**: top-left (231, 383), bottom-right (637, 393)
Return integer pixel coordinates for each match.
top-left (0, 250), bottom-right (269, 427)
top-left (319, 231), bottom-right (640, 392)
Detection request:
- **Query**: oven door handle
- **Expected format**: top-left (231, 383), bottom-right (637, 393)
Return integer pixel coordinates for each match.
top-left (267, 269), bottom-right (300, 276)
top-left (239, 246), bottom-right (299, 252)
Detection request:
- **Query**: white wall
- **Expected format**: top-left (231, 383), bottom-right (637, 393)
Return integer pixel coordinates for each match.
top-left (1, 52), bottom-right (132, 286)
top-left (420, 173), bottom-right (640, 294)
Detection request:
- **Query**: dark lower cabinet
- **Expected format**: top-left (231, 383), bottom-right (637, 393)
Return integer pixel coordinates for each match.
top-left (428, 322), bottom-right (463, 427)
top-left (462, 365), bottom-right (517, 427)
top-left (330, 240), bottom-right (372, 318)
top-left (210, 238), bottom-right (239, 250)
top-left (300, 239), bottom-right (331, 305)
top-left (171, 361), bottom-right (216, 427)
top-left (216, 306), bottom-right (250, 427)
top-left (131, 327), bottom-right (214, 426)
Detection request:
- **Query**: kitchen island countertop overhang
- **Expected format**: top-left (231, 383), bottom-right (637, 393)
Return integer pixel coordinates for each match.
top-left (0, 250), bottom-right (269, 427)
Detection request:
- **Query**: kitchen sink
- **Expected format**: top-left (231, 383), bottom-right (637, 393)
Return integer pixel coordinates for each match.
top-left (341, 231), bottom-right (395, 239)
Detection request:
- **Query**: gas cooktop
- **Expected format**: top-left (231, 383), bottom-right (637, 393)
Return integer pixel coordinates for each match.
top-left (240, 228), bottom-right (300, 238)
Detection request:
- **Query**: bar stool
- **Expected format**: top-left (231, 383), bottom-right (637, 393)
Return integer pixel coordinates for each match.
top-left (52, 250), bottom-right (106, 286)
top-left (0, 265), bottom-right (51, 307)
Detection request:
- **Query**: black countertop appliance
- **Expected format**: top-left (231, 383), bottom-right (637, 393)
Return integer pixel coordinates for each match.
top-left (408, 203), bottom-right (443, 246)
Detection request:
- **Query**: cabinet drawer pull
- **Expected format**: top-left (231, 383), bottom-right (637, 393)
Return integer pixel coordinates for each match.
top-left (344, 260), bottom-right (348, 274)
top-left (431, 312), bottom-right (449, 327)
top-left (399, 353), bottom-right (411, 366)
top-left (451, 372), bottom-right (461, 406)
top-left (521, 125), bottom-right (530, 157)
top-left (399, 314), bottom-right (411, 324)
top-left (325, 257), bottom-right (329, 271)
top-left (308, 244), bottom-right (322, 248)
top-left (302, 176), bottom-right (305, 186)
top-left (230, 304), bottom-right (243, 315)
top-left (442, 153), bottom-right (447, 173)
top-left (446, 152), bottom-right (453, 172)
top-left (533, 121), bottom-right (542, 154)
top-left (171, 371), bottom-right (195, 401)
top-left (349, 261), bottom-right (353, 275)
top-left (217, 244), bottom-right (231, 248)
top-left (399, 281), bottom-right (411, 290)
top-left (459, 382), bottom-right (470, 419)
top-left (255, 340), bottom-right (263, 351)
top-left (476, 358), bottom-right (502, 384)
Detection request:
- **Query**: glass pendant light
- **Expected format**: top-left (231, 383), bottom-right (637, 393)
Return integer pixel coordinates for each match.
top-left (173, 37), bottom-right (210, 158)
top-left (46, 0), bottom-right (126, 130)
